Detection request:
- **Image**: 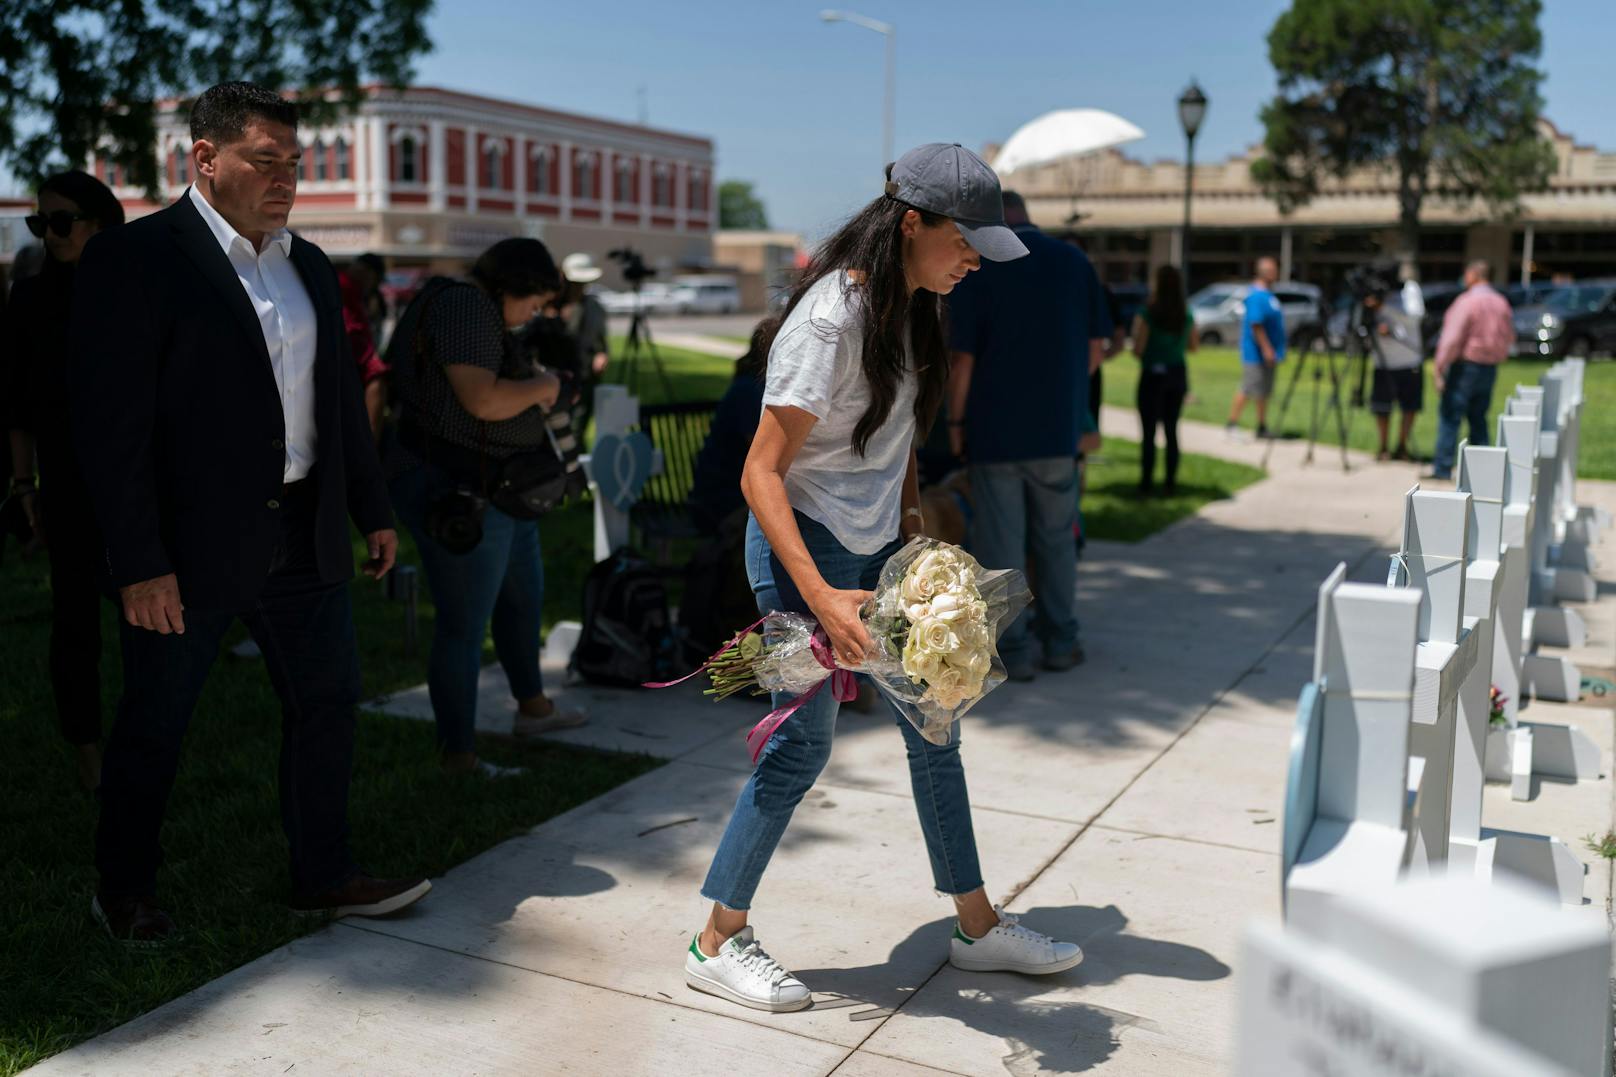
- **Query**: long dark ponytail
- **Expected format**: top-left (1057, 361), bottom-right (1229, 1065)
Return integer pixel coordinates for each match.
top-left (757, 195), bottom-right (949, 457)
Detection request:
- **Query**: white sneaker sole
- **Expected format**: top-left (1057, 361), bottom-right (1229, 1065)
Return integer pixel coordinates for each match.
top-left (684, 967), bottom-right (812, 1012)
top-left (294, 879), bottom-right (433, 919)
top-left (949, 947), bottom-right (1084, 975)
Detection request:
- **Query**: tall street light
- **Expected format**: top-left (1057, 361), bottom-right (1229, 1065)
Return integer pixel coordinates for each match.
top-left (821, 10), bottom-right (895, 169)
top-left (1177, 80), bottom-right (1208, 282)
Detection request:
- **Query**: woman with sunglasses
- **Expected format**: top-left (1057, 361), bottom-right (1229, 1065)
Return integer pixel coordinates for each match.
top-left (4, 170), bottom-right (126, 790)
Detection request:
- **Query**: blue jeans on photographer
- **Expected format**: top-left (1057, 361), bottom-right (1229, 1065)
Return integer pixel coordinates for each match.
top-left (700, 511), bottom-right (985, 911)
top-left (968, 457), bottom-right (1080, 668)
top-left (389, 460), bottom-right (546, 755)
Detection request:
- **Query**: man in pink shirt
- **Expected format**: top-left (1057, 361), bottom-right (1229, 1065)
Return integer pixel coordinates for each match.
top-left (1429, 259), bottom-right (1512, 479)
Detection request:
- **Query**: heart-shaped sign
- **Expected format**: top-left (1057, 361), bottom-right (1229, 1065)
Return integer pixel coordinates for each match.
top-left (591, 431), bottom-right (654, 511)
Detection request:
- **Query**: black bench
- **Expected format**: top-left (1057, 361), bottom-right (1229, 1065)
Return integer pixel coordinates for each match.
top-left (629, 400), bottom-right (721, 566)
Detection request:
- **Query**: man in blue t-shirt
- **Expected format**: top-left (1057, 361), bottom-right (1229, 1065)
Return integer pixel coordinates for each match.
top-left (1226, 256), bottom-right (1285, 438)
top-left (946, 191), bottom-right (1112, 679)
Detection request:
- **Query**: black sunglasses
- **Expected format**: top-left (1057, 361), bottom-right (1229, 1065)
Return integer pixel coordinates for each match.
top-left (26, 211), bottom-right (92, 239)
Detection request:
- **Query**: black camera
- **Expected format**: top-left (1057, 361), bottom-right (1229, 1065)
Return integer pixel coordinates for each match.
top-left (423, 487), bottom-right (487, 555)
top-left (607, 246), bottom-right (656, 285)
top-left (1344, 262), bottom-right (1400, 303)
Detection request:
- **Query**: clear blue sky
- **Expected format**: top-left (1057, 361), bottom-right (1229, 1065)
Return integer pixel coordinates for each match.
top-left (417, 1), bottom-right (1606, 238)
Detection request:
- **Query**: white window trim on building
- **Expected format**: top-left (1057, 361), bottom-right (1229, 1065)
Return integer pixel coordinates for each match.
top-left (480, 134), bottom-right (508, 192)
top-left (390, 125), bottom-right (429, 187)
top-left (573, 149), bottom-right (600, 204)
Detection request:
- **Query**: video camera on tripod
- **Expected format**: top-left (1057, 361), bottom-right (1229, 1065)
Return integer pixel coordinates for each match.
top-left (608, 247), bottom-right (656, 286)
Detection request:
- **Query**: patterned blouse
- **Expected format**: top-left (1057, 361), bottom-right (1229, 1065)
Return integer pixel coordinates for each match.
top-left (389, 278), bottom-right (552, 461)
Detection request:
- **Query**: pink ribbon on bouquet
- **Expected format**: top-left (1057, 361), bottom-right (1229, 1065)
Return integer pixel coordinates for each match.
top-left (742, 629), bottom-right (857, 764)
top-left (642, 619), bottom-right (858, 765)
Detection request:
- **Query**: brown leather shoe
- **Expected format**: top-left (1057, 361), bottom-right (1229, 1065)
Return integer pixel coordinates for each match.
top-left (290, 874), bottom-right (432, 919)
top-left (92, 893), bottom-right (176, 948)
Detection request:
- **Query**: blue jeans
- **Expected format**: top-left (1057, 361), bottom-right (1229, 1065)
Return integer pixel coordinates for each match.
top-left (390, 461), bottom-right (545, 755)
top-left (700, 512), bottom-right (985, 910)
top-left (968, 458), bottom-right (1080, 664)
top-left (1431, 361), bottom-right (1499, 478)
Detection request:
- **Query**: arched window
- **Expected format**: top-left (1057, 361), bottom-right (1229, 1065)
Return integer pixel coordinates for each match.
top-left (312, 139), bottom-right (328, 182)
top-left (573, 151), bottom-right (596, 200)
top-left (688, 169), bottom-right (708, 212)
top-left (529, 145), bottom-right (551, 195)
top-left (482, 140), bottom-right (505, 190)
top-left (174, 146), bottom-right (190, 186)
top-left (614, 157), bottom-right (635, 203)
top-left (334, 137), bottom-right (351, 181)
top-left (397, 135), bottom-right (419, 183)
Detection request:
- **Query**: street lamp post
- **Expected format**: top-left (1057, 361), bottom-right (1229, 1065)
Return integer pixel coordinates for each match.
top-left (1177, 80), bottom-right (1208, 283)
top-left (821, 10), bottom-right (895, 168)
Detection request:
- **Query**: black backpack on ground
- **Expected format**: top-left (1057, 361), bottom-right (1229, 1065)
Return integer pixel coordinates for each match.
top-left (677, 511), bottom-right (758, 665)
top-left (570, 548), bottom-right (680, 687)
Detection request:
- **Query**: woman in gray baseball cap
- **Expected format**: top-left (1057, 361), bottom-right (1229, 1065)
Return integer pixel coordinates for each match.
top-left (683, 144), bottom-right (1082, 1014)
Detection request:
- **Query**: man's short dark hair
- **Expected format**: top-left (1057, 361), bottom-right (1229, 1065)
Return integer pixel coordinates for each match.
top-left (1000, 190), bottom-right (1027, 216)
top-left (190, 82), bottom-right (299, 145)
top-left (470, 238), bottom-right (561, 301)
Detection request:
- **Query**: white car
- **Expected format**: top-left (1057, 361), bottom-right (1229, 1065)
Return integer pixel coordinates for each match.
top-left (669, 276), bottom-right (741, 315)
top-left (598, 283), bottom-right (680, 315)
top-left (1190, 281), bottom-right (1324, 347)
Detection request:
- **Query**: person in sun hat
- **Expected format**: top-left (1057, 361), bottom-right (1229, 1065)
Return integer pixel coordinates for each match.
top-left (682, 143), bottom-right (1084, 1015)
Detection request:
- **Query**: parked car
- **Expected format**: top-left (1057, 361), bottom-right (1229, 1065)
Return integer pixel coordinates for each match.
top-left (1189, 281), bottom-right (1324, 348)
top-left (1503, 281), bottom-right (1557, 309)
top-left (1511, 280), bottom-right (1616, 359)
top-left (598, 283), bottom-right (680, 316)
top-left (669, 275), bottom-right (741, 315)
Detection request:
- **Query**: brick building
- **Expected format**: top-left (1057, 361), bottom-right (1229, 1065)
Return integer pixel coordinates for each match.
top-left (1, 85), bottom-right (716, 288)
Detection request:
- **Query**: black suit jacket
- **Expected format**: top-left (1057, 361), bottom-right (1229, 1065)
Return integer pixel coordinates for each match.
top-left (70, 192), bottom-right (392, 611)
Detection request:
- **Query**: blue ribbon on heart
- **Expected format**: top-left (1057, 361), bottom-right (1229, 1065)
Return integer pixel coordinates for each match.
top-left (592, 431), bottom-right (654, 511)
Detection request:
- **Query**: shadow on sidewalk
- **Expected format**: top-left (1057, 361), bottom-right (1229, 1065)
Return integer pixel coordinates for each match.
top-left (797, 903), bottom-right (1230, 1075)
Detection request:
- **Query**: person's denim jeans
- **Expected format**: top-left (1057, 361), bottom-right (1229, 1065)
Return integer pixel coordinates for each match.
top-left (699, 512), bottom-right (985, 911)
top-left (390, 461), bottom-right (545, 755)
top-left (1431, 360), bottom-right (1500, 478)
top-left (968, 457), bottom-right (1080, 664)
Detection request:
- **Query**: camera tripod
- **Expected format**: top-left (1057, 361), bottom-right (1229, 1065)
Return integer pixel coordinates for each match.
top-left (1260, 306), bottom-right (1382, 472)
top-left (617, 283), bottom-right (676, 403)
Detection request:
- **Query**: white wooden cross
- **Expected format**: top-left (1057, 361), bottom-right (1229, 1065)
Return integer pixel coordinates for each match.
top-left (1283, 564), bottom-right (1422, 931)
top-left (1492, 406), bottom-right (1540, 724)
top-left (1451, 442), bottom-right (1506, 850)
top-left (1388, 486), bottom-right (1478, 874)
top-left (1239, 875), bottom-right (1612, 1077)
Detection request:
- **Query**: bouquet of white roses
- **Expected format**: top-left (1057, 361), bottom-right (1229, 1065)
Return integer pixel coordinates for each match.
top-left (687, 537), bottom-right (1031, 757)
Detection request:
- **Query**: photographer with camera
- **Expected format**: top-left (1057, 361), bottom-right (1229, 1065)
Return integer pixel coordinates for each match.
top-left (387, 238), bottom-right (588, 776)
top-left (1358, 270), bottom-right (1426, 462)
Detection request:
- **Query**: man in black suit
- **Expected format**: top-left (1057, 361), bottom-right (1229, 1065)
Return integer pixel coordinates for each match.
top-left (72, 82), bottom-right (429, 944)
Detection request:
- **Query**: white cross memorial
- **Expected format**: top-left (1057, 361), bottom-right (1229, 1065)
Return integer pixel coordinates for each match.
top-left (1282, 564), bottom-right (1422, 930)
top-left (1238, 875), bottom-right (1611, 1077)
top-left (1387, 486), bottom-right (1478, 874)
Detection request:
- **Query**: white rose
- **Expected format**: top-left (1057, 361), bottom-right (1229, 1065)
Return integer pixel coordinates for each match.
top-left (905, 602), bottom-right (932, 623)
top-left (904, 640), bottom-right (944, 683)
top-left (917, 616), bottom-right (959, 655)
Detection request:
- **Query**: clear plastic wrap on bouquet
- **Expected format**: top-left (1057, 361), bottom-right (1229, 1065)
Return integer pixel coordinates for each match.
top-left (859, 537), bottom-right (1032, 743)
top-left (732, 538), bottom-right (1032, 748)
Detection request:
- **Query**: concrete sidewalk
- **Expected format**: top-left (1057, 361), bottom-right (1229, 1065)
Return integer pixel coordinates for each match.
top-left (29, 422), bottom-right (1616, 1076)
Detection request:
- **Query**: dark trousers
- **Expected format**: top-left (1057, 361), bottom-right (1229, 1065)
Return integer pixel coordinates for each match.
top-left (43, 478), bottom-right (108, 746)
top-left (1137, 365), bottom-right (1188, 488)
top-left (95, 479), bottom-right (360, 900)
top-left (1432, 360), bottom-right (1499, 478)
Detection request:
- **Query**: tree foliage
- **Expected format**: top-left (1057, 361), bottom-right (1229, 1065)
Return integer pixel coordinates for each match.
top-left (1251, 0), bottom-right (1555, 271)
top-left (0, 0), bottom-right (434, 200)
top-left (718, 180), bottom-right (769, 230)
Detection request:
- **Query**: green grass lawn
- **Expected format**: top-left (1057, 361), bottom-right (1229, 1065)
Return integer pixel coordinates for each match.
top-left (0, 522), bottom-right (662, 1075)
top-left (1101, 346), bottom-right (1615, 481)
top-left (1082, 436), bottom-right (1266, 543)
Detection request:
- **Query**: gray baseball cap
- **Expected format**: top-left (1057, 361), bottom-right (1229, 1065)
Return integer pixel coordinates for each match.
top-left (885, 143), bottom-right (1028, 262)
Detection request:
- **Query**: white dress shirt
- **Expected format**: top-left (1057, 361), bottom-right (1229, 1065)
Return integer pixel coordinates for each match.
top-left (187, 185), bottom-right (318, 481)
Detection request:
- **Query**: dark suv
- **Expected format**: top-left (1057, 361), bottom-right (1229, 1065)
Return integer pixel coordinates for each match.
top-left (1512, 279), bottom-right (1616, 359)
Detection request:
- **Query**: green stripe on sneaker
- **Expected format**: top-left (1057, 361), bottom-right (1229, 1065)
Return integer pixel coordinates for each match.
top-left (953, 923), bottom-right (977, 945)
top-left (689, 934), bottom-right (708, 962)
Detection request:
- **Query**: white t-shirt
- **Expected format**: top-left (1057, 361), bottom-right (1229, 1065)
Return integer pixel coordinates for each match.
top-left (762, 272), bottom-right (918, 555)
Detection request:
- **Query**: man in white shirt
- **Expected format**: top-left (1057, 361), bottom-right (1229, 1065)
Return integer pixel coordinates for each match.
top-left (72, 82), bottom-right (428, 945)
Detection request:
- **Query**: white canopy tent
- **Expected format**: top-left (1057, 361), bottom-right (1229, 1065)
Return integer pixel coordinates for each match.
top-left (991, 109), bottom-right (1146, 175)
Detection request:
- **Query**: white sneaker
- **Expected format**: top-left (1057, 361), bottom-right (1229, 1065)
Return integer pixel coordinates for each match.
top-left (684, 926), bottom-right (812, 1012)
top-left (948, 907), bottom-right (1083, 975)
